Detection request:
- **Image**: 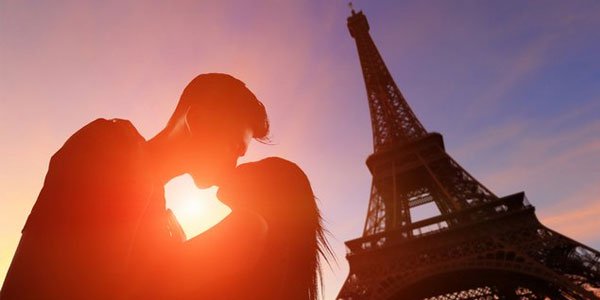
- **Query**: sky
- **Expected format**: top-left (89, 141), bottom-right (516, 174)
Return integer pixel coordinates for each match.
top-left (1, 1), bottom-right (600, 299)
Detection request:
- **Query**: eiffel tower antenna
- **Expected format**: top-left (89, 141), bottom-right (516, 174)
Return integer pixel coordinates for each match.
top-left (337, 8), bottom-right (600, 300)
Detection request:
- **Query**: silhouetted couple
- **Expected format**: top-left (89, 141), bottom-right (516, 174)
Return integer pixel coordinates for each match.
top-left (1, 74), bottom-right (331, 300)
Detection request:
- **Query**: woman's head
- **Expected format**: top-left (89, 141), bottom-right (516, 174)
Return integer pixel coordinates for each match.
top-left (218, 157), bottom-right (312, 217)
top-left (217, 157), bottom-right (331, 300)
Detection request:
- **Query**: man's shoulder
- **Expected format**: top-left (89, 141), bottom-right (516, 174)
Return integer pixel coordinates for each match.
top-left (69, 118), bottom-right (144, 145)
top-left (58, 118), bottom-right (144, 154)
top-left (49, 118), bottom-right (147, 174)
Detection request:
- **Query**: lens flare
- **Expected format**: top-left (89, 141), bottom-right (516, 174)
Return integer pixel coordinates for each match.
top-left (165, 174), bottom-right (231, 239)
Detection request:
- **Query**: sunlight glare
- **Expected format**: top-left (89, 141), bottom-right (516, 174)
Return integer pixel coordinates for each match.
top-left (164, 174), bottom-right (231, 239)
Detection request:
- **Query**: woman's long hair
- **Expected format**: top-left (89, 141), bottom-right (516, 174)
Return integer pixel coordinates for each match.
top-left (219, 157), bottom-right (333, 300)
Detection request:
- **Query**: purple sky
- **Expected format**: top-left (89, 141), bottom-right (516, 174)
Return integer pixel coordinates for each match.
top-left (1, 1), bottom-right (600, 298)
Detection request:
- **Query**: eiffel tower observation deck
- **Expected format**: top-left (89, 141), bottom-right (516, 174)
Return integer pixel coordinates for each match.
top-left (337, 8), bottom-right (600, 300)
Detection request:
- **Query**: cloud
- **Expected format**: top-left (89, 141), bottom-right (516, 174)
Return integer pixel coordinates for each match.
top-left (452, 101), bottom-right (600, 247)
top-left (452, 94), bottom-right (600, 189)
top-left (480, 119), bottom-right (600, 191)
top-left (466, 32), bottom-right (558, 117)
top-left (539, 184), bottom-right (600, 244)
top-left (452, 120), bottom-right (527, 159)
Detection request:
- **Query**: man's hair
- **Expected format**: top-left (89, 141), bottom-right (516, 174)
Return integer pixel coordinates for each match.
top-left (167, 73), bottom-right (269, 141)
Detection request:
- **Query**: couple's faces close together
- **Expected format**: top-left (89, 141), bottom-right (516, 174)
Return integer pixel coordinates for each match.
top-left (181, 104), bottom-right (253, 189)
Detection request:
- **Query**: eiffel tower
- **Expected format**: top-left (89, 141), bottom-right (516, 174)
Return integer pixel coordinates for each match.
top-left (337, 8), bottom-right (600, 300)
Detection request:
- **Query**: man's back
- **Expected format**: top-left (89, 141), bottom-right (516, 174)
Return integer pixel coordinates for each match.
top-left (1, 119), bottom-right (172, 299)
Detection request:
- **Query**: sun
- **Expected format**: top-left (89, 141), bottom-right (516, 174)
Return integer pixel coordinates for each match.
top-left (164, 174), bottom-right (231, 239)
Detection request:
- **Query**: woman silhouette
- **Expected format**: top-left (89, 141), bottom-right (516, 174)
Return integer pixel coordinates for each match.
top-left (220, 157), bottom-right (332, 299)
top-left (164, 157), bottom-right (332, 300)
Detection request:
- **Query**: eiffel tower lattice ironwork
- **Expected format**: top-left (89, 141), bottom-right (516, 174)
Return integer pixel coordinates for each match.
top-left (337, 9), bottom-right (600, 300)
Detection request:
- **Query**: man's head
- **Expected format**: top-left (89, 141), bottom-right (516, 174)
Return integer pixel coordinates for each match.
top-left (164, 73), bottom-right (269, 188)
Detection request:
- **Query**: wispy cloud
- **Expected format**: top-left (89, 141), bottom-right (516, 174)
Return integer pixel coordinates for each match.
top-left (466, 32), bottom-right (558, 117)
top-left (539, 184), bottom-right (600, 244)
top-left (453, 101), bottom-right (600, 246)
top-left (481, 119), bottom-right (600, 191)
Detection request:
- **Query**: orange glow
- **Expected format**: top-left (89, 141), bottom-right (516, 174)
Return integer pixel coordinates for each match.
top-left (164, 175), bottom-right (231, 239)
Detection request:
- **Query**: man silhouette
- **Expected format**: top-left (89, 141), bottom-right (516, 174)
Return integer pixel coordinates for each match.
top-left (0, 73), bottom-right (269, 300)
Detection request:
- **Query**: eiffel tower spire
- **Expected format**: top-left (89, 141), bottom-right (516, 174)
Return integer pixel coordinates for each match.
top-left (348, 10), bottom-right (427, 152)
top-left (338, 8), bottom-right (600, 300)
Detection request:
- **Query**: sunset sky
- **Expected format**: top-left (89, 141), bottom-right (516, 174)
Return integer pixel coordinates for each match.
top-left (1, 1), bottom-right (600, 299)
